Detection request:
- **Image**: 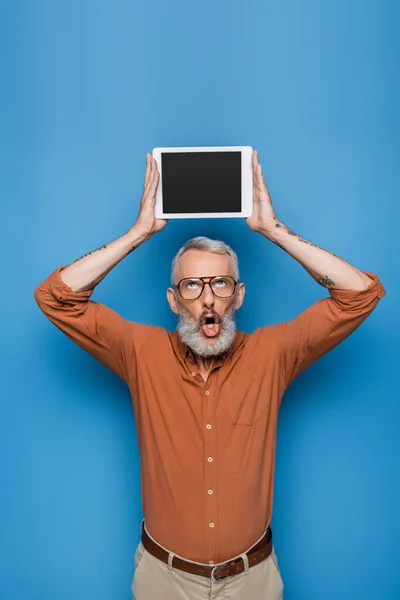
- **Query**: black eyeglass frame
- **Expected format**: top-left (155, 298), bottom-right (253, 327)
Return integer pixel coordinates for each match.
top-left (173, 275), bottom-right (239, 300)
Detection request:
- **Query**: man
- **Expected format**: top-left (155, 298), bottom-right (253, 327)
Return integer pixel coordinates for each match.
top-left (34, 150), bottom-right (386, 599)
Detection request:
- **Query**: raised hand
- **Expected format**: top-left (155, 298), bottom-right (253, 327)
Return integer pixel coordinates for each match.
top-left (246, 150), bottom-right (279, 234)
top-left (135, 153), bottom-right (168, 236)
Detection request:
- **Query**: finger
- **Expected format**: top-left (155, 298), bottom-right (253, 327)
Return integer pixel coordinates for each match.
top-left (257, 166), bottom-right (271, 199)
top-left (149, 170), bottom-right (159, 204)
top-left (143, 157), bottom-right (156, 197)
top-left (144, 163), bottom-right (158, 203)
top-left (259, 164), bottom-right (269, 190)
top-left (144, 154), bottom-right (156, 192)
top-left (252, 150), bottom-right (258, 186)
top-left (144, 153), bottom-right (151, 188)
top-left (256, 163), bottom-right (263, 188)
top-left (256, 165), bottom-right (268, 195)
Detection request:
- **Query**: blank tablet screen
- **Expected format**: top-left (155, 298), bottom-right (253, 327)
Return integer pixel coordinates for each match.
top-left (161, 151), bottom-right (242, 213)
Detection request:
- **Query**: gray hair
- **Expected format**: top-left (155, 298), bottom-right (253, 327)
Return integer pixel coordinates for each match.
top-left (171, 236), bottom-right (240, 285)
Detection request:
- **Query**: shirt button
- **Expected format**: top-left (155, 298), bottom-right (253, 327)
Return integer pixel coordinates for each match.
top-left (209, 522), bottom-right (215, 528)
top-left (208, 489), bottom-right (213, 495)
top-left (205, 390), bottom-right (210, 396)
top-left (206, 424), bottom-right (212, 430)
top-left (209, 560), bottom-right (214, 565)
top-left (207, 457), bottom-right (213, 462)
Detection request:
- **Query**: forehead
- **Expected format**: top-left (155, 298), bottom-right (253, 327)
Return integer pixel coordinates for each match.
top-left (175, 249), bottom-right (235, 281)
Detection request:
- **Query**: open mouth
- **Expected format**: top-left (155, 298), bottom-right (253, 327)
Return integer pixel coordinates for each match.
top-left (201, 315), bottom-right (220, 338)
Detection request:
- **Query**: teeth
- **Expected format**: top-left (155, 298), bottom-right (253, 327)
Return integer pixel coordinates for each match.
top-left (206, 323), bottom-right (214, 329)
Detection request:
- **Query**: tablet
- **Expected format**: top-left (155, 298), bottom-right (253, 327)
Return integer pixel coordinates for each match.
top-left (152, 146), bottom-right (253, 219)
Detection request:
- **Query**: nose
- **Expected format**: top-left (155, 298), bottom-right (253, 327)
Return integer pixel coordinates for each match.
top-left (201, 281), bottom-right (215, 308)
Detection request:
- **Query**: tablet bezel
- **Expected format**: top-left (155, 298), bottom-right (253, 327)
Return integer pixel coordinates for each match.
top-left (152, 146), bottom-right (253, 219)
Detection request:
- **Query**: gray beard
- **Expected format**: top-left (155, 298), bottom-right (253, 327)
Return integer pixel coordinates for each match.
top-left (176, 309), bottom-right (237, 358)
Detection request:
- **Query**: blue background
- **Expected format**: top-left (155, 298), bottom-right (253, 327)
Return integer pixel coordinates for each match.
top-left (1, 1), bottom-right (398, 598)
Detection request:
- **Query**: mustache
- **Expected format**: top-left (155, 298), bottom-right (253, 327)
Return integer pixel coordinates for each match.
top-left (199, 312), bottom-right (221, 326)
top-left (179, 309), bottom-right (230, 329)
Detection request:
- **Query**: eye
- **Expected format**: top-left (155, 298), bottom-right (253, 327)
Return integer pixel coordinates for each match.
top-left (185, 280), bottom-right (200, 289)
top-left (214, 278), bottom-right (228, 287)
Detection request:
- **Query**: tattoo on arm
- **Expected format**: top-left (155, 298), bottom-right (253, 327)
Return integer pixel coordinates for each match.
top-left (70, 244), bottom-right (108, 265)
top-left (304, 267), bottom-right (336, 288)
top-left (309, 241), bottom-right (341, 259)
top-left (128, 244), bottom-right (139, 255)
top-left (318, 275), bottom-right (336, 287)
top-left (281, 230), bottom-right (342, 260)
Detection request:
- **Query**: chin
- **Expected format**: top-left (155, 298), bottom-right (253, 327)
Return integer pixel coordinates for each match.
top-left (202, 333), bottom-right (220, 341)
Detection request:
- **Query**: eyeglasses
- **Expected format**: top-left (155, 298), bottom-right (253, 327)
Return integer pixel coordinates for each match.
top-left (174, 276), bottom-right (238, 300)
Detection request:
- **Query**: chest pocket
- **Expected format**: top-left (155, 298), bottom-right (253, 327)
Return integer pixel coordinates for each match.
top-left (226, 375), bottom-right (270, 426)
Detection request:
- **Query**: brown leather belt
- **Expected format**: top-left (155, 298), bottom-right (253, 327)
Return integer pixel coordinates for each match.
top-left (141, 525), bottom-right (273, 582)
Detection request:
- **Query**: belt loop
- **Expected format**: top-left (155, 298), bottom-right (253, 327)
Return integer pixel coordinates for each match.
top-left (167, 552), bottom-right (175, 573)
top-left (240, 553), bottom-right (250, 574)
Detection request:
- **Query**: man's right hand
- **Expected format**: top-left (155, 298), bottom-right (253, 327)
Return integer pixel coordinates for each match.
top-left (135, 153), bottom-right (168, 237)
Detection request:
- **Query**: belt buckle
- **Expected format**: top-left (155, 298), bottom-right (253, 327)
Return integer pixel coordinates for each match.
top-left (211, 563), bottom-right (230, 583)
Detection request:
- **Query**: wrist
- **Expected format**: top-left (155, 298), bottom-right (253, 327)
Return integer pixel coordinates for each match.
top-left (125, 225), bottom-right (153, 247)
top-left (260, 221), bottom-right (288, 241)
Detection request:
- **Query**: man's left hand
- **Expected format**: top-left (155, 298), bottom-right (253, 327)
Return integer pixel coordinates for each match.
top-left (246, 150), bottom-right (279, 235)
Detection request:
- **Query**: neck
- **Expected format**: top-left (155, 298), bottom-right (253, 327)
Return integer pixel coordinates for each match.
top-left (195, 355), bottom-right (216, 372)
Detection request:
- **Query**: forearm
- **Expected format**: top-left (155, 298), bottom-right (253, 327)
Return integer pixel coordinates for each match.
top-left (60, 226), bottom-right (151, 292)
top-left (263, 222), bottom-right (373, 290)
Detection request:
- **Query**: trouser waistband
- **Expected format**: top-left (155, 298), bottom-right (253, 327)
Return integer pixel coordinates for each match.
top-left (139, 520), bottom-right (273, 582)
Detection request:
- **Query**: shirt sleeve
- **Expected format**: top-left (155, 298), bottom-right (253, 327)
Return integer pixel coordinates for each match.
top-left (279, 271), bottom-right (386, 387)
top-left (33, 265), bottom-right (151, 384)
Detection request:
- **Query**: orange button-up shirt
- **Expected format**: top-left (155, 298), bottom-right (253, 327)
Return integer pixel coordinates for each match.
top-left (34, 266), bottom-right (386, 563)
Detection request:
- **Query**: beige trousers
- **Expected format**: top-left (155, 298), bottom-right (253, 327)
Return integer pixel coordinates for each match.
top-left (131, 525), bottom-right (284, 600)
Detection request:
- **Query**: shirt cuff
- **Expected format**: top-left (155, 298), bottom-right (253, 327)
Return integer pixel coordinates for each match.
top-left (329, 272), bottom-right (386, 301)
top-left (50, 265), bottom-right (95, 303)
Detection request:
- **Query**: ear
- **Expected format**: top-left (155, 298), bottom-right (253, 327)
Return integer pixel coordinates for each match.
top-left (167, 287), bottom-right (180, 315)
top-left (234, 282), bottom-right (245, 310)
